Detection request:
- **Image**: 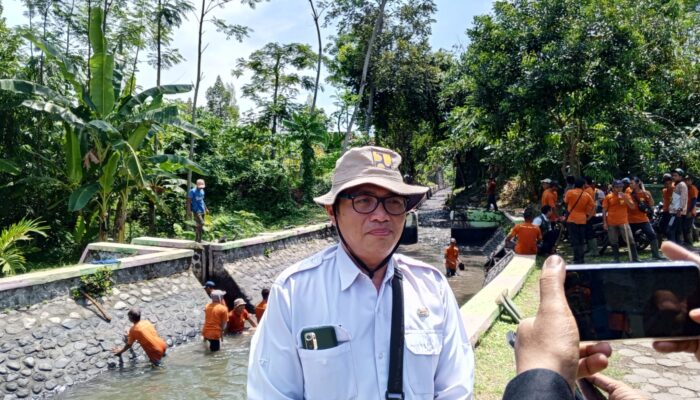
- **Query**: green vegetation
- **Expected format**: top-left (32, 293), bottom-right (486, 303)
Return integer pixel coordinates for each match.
top-left (0, 217), bottom-right (48, 276)
top-left (71, 267), bottom-right (114, 300)
top-left (0, 0), bottom-right (697, 272)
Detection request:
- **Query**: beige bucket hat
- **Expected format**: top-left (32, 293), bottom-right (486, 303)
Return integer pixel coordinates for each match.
top-left (314, 146), bottom-right (428, 211)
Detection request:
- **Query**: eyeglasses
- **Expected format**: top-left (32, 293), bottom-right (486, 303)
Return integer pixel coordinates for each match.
top-left (337, 193), bottom-right (408, 215)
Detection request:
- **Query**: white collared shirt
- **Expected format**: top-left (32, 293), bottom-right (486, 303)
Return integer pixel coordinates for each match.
top-left (247, 244), bottom-right (475, 400)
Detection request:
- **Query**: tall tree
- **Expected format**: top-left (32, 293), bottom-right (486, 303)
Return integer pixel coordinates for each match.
top-left (233, 42), bottom-right (316, 135)
top-left (308, 0), bottom-right (324, 112)
top-left (186, 0), bottom-right (261, 197)
top-left (150, 0), bottom-right (194, 87)
top-left (205, 75), bottom-right (238, 120)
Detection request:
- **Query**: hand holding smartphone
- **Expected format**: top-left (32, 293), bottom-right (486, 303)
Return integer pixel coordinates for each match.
top-left (565, 261), bottom-right (700, 342)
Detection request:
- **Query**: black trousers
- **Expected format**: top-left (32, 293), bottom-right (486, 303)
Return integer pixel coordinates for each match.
top-left (208, 339), bottom-right (220, 352)
top-left (538, 229), bottom-right (559, 255)
top-left (683, 215), bottom-right (695, 245)
top-left (667, 215), bottom-right (684, 244)
top-left (629, 221), bottom-right (657, 242)
top-left (567, 222), bottom-right (587, 264)
top-left (487, 194), bottom-right (498, 211)
top-left (659, 212), bottom-right (671, 239)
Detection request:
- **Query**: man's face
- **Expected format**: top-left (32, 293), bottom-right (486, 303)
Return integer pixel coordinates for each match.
top-left (327, 184), bottom-right (406, 267)
top-left (542, 183), bottom-right (549, 190)
top-left (613, 185), bottom-right (623, 194)
top-left (196, 179), bottom-right (205, 189)
top-left (672, 173), bottom-right (682, 183)
top-left (686, 178), bottom-right (693, 186)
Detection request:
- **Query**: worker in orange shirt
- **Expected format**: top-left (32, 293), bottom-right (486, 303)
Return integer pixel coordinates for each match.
top-left (603, 180), bottom-right (638, 262)
top-left (228, 298), bottom-right (257, 334)
top-left (112, 308), bottom-right (168, 366)
top-left (564, 178), bottom-right (595, 264)
top-left (684, 175), bottom-right (698, 246)
top-left (202, 290), bottom-right (228, 351)
top-left (629, 177), bottom-right (664, 260)
top-left (659, 173), bottom-right (675, 239)
top-left (506, 208), bottom-right (542, 255)
top-left (255, 288), bottom-right (269, 322)
top-left (444, 238), bottom-right (460, 277)
top-left (540, 178), bottom-right (558, 221)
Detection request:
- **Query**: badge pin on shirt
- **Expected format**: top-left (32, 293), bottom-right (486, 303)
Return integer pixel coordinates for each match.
top-left (417, 307), bottom-right (429, 318)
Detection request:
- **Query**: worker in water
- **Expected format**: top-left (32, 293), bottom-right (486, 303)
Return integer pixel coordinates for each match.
top-left (506, 208), bottom-right (543, 255)
top-left (112, 308), bottom-right (168, 366)
top-left (255, 288), bottom-right (269, 322)
top-left (247, 146), bottom-right (475, 399)
top-left (202, 290), bottom-right (228, 351)
top-left (444, 237), bottom-right (461, 277)
top-left (228, 298), bottom-right (258, 334)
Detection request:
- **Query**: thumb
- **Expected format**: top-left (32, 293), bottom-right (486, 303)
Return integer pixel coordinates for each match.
top-left (587, 374), bottom-right (626, 394)
top-left (537, 255), bottom-right (568, 318)
top-left (690, 308), bottom-right (700, 324)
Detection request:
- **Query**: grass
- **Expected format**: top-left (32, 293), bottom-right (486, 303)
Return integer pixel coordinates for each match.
top-left (474, 252), bottom-right (630, 399)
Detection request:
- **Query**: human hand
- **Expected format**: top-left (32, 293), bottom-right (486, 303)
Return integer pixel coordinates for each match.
top-left (111, 347), bottom-right (122, 355)
top-left (515, 256), bottom-right (610, 388)
top-left (653, 241), bottom-right (700, 361)
top-left (586, 374), bottom-right (650, 400)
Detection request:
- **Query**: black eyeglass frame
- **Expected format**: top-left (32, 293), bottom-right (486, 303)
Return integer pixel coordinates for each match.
top-left (337, 193), bottom-right (409, 216)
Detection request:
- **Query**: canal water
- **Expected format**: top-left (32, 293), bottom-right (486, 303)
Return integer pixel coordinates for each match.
top-left (62, 225), bottom-right (486, 399)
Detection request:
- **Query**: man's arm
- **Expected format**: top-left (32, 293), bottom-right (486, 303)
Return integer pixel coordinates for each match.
top-left (248, 283), bottom-right (304, 400)
top-left (247, 315), bottom-right (258, 328)
top-left (111, 342), bottom-right (133, 356)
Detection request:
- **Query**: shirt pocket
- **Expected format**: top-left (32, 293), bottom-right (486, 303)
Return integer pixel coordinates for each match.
top-left (297, 341), bottom-right (357, 400)
top-left (404, 330), bottom-right (443, 396)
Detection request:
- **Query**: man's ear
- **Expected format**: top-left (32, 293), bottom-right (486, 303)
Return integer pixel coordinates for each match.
top-left (325, 205), bottom-right (335, 225)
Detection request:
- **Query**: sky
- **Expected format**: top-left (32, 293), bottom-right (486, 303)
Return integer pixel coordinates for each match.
top-left (2, 0), bottom-right (494, 116)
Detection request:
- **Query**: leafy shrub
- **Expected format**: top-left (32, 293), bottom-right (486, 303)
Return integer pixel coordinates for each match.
top-left (71, 267), bottom-right (114, 299)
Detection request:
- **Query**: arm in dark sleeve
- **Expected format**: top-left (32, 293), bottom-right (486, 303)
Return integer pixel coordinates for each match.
top-left (503, 369), bottom-right (574, 400)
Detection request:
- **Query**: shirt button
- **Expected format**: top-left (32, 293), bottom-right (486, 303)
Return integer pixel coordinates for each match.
top-left (378, 353), bottom-right (384, 359)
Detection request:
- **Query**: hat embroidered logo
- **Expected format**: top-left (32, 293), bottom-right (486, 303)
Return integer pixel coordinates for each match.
top-left (372, 150), bottom-right (393, 169)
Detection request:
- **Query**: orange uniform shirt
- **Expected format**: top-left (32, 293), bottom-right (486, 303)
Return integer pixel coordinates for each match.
top-left (444, 245), bottom-right (459, 269)
top-left (228, 309), bottom-right (250, 334)
top-left (508, 222), bottom-right (542, 255)
top-left (687, 184), bottom-right (698, 216)
top-left (255, 300), bottom-right (267, 322)
top-left (541, 189), bottom-right (556, 208)
top-left (202, 303), bottom-right (229, 340)
top-left (662, 185), bottom-right (674, 212)
top-left (127, 320), bottom-right (167, 362)
top-left (564, 188), bottom-right (594, 225)
top-left (628, 191), bottom-right (653, 224)
top-left (603, 193), bottom-right (631, 226)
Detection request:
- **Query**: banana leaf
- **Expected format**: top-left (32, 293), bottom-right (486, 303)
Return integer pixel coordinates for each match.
top-left (68, 182), bottom-right (100, 211)
top-left (0, 79), bottom-right (73, 107)
top-left (149, 154), bottom-right (208, 175)
top-left (21, 100), bottom-right (86, 128)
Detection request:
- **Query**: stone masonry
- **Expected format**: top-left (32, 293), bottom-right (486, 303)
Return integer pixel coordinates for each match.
top-left (0, 268), bottom-right (209, 399)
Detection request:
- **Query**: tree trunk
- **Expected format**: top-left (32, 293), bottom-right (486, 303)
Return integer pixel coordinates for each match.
top-left (39, 5), bottom-right (50, 85)
top-left (64, 0), bottom-right (76, 58)
top-left (130, 46), bottom-right (140, 94)
top-left (309, 0), bottom-right (322, 113)
top-left (271, 54), bottom-right (281, 135)
top-left (341, 0), bottom-right (389, 152)
top-left (156, 0), bottom-right (162, 88)
top-left (363, 84), bottom-right (375, 133)
top-left (87, 0), bottom-right (92, 83)
top-left (187, 0), bottom-right (207, 210)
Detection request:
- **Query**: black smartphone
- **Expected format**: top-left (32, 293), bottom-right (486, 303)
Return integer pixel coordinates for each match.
top-left (565, 261), bottom-right (700, 341)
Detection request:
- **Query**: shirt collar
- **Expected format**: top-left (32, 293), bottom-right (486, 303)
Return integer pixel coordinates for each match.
top-left (336, 244), bottom-right (395, 291)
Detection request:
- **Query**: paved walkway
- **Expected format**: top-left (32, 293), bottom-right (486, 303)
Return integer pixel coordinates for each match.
top-left (614, 340), bottom-right (700, 399)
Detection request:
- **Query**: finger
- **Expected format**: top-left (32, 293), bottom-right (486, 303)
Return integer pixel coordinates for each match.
top-left (537, 255), bottom-right (568, 317)
top-left (653, 340), bottom-right (697, 354)
top-left (580, 342), bottom-right (612, 358)
top-left (577, 353), bottom-right (609, 378)
top-left (587, 373), bottom-right (623, 394)
top-left (660, 241), bottom-right (700, 265)
top-left (690, 308), bottom-right (700, 323)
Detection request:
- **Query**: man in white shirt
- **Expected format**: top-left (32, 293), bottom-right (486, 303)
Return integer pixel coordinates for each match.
top-left (668, 168), bottom-right (688, 244)
top-left (247, 146), bottom-right (475, 399)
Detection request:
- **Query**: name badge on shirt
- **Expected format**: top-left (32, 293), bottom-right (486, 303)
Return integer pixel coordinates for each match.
top-left (417, 307), bottom-right (429, 318)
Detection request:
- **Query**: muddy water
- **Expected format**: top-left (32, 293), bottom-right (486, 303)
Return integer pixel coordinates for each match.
top-left (62, 225), bottom-right (485, 399)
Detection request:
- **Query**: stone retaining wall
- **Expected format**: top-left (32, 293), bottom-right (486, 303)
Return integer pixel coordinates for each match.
top-left (0, 266), bottom-right (208, 399)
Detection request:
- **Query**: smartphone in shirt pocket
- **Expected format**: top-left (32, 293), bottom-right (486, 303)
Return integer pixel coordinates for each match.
top-left (301, 326), bottom-right (338, 350)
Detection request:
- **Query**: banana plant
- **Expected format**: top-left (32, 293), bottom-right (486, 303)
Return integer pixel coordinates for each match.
top-left (0, 7), bottom-right (206, 241)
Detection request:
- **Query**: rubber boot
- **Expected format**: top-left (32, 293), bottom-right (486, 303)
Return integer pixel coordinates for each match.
top-left (611, 245), bottom-right (620, 263)
top-left (586, 238), bottom-right (598, 255)
top-left (651, 239), bottom-right (665, 260)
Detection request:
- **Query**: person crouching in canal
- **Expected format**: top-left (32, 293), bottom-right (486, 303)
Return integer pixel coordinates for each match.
top-left (202, 290), bottom-right (228, 351)
top-left (112, 308), bottom-right (168, 367)
top-left (228, 298), bottom-right (257, 334)
top-left (247, 146), bottom-right (475, 399)
top-left (444, 237), bottom-right (460, 277)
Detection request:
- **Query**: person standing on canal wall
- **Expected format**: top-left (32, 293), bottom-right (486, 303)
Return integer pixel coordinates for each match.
top-left (202, 290), bottom-right (228, 352)
top-left (247, 146), bottom-right (475, 399)
top-left (112, 308), bottom-right (168, 366)
top-left (444, 237), bottom-right (460, 277)
top-left (486, 177), bottom-right (498, 211)
top-left (187, 179), bottom-right (208, 242)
